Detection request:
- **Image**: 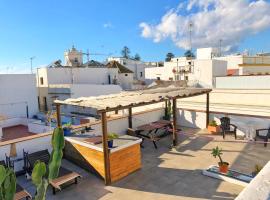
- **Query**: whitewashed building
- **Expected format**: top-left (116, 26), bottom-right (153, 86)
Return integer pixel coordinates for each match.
top-left (0, 74), bottom-right (38, 118)
top-left (215, 54), bottom-right (270, 75)
top-left (145, 48), bottom-right (227, 88)
top-left (107, 57), bottom-right (150, 82)
top-left (37, 46), bottom-right (134, 111)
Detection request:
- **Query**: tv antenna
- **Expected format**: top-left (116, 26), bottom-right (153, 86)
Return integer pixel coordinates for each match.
top-left (30, 56), bottom-right (36, 74)
top-left (82, 49), bottom-right (113, 62)
top-left (188, 21), bottom-right (193, 52)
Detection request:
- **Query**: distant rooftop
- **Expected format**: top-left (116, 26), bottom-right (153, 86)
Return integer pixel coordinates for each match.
top-left (106, 61), bottom-right (134, 73)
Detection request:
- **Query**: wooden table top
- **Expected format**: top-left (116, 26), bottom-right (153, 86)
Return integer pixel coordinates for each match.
top-left (136, 120), bottom-right (171, 131)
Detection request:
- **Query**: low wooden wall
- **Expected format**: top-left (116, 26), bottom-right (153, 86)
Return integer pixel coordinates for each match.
top-left (110, 144), bottom-right (141, 182)
top-left (64, 141), bottom-right (141, 183)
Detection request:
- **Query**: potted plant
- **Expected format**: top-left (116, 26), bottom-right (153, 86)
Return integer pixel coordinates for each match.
top-left (211, 146), bottom-right (229, 173)
top-left (251, 164), bottom-right (263, 177)
top-left (108, 133), bottom-right (119, 148)
top-left (208, 120), bottom-right (220, 134)
top-left (63, 122), bottom-right (72, 136)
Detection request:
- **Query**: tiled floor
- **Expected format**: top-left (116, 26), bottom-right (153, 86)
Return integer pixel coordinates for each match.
top-left (1, 125), bottom-right (35, 141)
top-left (17, 128), bottom-right (270, 200)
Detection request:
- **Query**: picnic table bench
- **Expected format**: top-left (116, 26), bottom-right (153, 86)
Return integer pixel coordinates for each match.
top-left (128, 120), bottom-right (173, 149)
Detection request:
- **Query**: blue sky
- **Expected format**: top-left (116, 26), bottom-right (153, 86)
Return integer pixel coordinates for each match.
top-left (1, 0), bottom-right (270, 73)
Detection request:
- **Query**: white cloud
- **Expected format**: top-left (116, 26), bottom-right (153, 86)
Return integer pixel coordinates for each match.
top-left (103, 22), bottom-right (113, 29)
top-left (139, 0), bottom-right (270, 51)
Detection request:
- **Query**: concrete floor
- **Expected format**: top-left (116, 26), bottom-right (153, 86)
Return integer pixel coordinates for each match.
top-left (18, 128), bottom-right (270, 200)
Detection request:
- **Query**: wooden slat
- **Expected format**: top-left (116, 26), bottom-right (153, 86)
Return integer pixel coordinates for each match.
top-left (110, 144), bottom-right (141, 182)
top-left (14, 190), bottom-right (32, 200)
top-left (70, 142), bottom-right (105, 177)
top-left (50, 172), bottom-right (81, 190)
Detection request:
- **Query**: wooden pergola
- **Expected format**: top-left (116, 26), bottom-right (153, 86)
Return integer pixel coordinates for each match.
top-left (54, 87), bottom-right (211, 185)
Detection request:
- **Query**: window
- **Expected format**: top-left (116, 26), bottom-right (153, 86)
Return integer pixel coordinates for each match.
top-left (125, 74), bottom-right (128, 76)
top-left (43, 97), bottom-right (48, 111)
top-left (40, 77), bottom-right (44, 85)
top-left (37, 96), bottom-right (40, 111)
top-left (185, 76), bottom-right (189, 81)
top-left (74, 57), bottom-right (78, 63)
top-left (140, 72), bottom-right (143, 77)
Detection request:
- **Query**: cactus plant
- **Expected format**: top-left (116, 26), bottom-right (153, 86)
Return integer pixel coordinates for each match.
top-left (0, 165), bottom-right (16, 200)
top-left (32, 127), bottom-right (65, 200)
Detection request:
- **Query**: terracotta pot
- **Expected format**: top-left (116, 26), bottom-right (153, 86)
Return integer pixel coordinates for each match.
top-left (218, 162), bottom-right (229, 173)
top-left (208, 125), bottom-right (220, 134)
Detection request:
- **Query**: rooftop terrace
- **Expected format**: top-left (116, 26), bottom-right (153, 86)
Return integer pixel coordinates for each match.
top-left (16, 128), bottom-right (269, 200)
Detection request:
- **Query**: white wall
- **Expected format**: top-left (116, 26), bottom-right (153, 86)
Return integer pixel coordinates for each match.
top-left (90, 109), bottom-right (164, 136)
top-left (118, 73), bottom-right (133, 90)
top-left (240, 66), bottom-right (270, 75)
top-left (197, 48), bottom-right (219, 59)
top-left (215, 55), bottom-right (243, 70)
top-left (70, 84), bottom-right (122, 98)
top-left (0, 74), bottom-right (38, 118)
top-left (0, 134), bottom-right (52, 172)
top-left (216, 75), bottom-right (270, 89)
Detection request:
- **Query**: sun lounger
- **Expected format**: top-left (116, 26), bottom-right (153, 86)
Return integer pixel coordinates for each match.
top-left (23, 149), bottom-right (81, 195)
top-left (0, 160), bottom-right (32, 200)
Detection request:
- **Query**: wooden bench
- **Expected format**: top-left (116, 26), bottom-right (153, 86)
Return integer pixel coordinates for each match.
top-left (24, 149), bottom-right (81, 195)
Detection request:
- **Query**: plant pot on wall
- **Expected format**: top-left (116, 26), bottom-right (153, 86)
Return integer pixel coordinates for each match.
top-left (108, 140), bottom-right (113, 148)
top-left (63, 128), bottom-right (71, 136)
top-left (208, 125), bottom-right (220, 134)
top-left (218, 162), bottom-right (229, 174)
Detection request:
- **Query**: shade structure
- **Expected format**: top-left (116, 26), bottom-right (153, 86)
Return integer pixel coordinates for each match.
top-left (54, 86), bottom-right (212, 112)
top-left (54, 86), bottom-right (212, 185)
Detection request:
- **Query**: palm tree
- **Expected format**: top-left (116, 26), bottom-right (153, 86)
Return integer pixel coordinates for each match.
top-left (211, 146), bottom-right (224, 164)
top-left (184, 50), bottom-right (195, 58)
top-left (165, 52), bottom-right (175, 61)
top-left (134, 53), bottom-right (141, 61)
top-left (121, 46), bottom-right (130, 58)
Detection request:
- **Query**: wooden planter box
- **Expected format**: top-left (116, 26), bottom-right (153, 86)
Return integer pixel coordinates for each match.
top-left (208, 125), bottom-right (220, 134)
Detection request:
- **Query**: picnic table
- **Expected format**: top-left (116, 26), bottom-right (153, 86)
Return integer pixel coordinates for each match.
top-left (135, 120), bottom-right (173, 149)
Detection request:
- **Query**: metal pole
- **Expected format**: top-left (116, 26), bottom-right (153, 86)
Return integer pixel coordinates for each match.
top-left (30, 56), bottom-right (35, 74)
top-left (101, 112), bottom-right (111, 185)
top-left (172, 98), bottom-right (178, 146)
top-left (56, 104), bottom-right (62, 128)
top-left (128, 107), bottom-right (132, 128)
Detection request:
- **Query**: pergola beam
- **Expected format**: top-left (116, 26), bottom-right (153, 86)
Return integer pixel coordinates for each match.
top-left (56, 104), bottom-right (62, 128)
top-left (128, 107), bottom-right (132, 128)
top-left (206, 93), bottom-right (210, 128)
top-left (101, 112), bottom-right (111, 185)
top-left (172, 98), bottom-right (178, 146)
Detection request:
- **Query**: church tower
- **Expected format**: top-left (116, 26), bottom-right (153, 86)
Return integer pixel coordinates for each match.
top-left (64, 45), bottom-right (83, 67)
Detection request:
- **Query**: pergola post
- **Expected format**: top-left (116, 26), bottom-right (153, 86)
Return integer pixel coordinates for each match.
top-left (128, 107), bottom-right (132, 128)
top-left (172, 98), bottom-right (178, 146)
top-left (206, 93), bottom-right (210, 128)
top-left (56, 104), bottom-right (62, 128)
top-left (101, 112), bottom-right (111, 185)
